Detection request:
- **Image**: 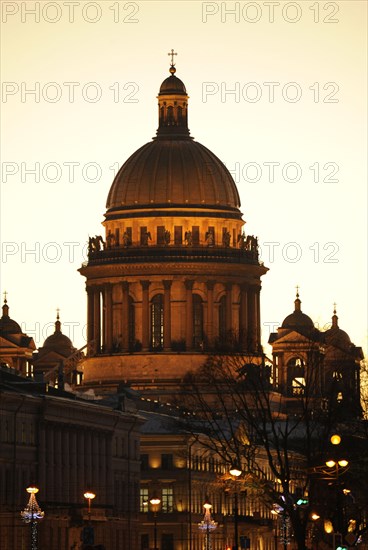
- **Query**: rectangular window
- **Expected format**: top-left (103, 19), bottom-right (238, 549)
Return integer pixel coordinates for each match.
top-left (161, 453), bottom-right (173, 470)
top-left (140, 226), bottom-right (148, 245)
top-left (174, 226), bottom-right (182, 245)
top-left (115, 228), bottom-right (120, 246)
top-left (161, 533), bottom-right (174, 550)
top-left (192, 226), bottom-right (199, 245)
top-left (157, 226), bottom-right (165, 245)
top-left (140, 488), bottom-right (149, 512)
top-left (141, 534), bottom-right (149, 550)
top-left (141, 454), bottom-right (149, 470)
top-left (161, 487), bottom-right (173, 513)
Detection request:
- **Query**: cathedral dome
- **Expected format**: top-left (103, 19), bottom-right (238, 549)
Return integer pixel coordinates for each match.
top-left (106, 62), bottom-right (240, 212)
top-left (281, 293), bottom-right (314, 331)
top-left (0, 299), bottom-right (21, 334)
top-left (106, 139), bottom-right (240, 210)
top-left (42, 313), bottom-right (75, 356)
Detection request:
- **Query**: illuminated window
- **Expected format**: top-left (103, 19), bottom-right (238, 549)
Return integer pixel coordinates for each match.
top-left (287, 357), bottom-right (305, 396)
top-left (151, 295), bottom-right (164, 350)
top-left (161, 487), bottom-right (173, 513)
top-left (140, 488), bottom-right (149, 512)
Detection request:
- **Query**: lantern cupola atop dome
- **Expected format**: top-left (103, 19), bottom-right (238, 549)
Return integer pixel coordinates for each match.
top-left (156, 50), bottom-right (190, 139)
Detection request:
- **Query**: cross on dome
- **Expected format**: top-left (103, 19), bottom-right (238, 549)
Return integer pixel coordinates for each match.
top-left (168, 48), bottom-right (177, 66)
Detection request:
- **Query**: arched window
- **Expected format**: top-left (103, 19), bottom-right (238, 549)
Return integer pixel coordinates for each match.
top-left (151, 294), bottom-right (163, 350)
top-left (167, 106), bottom-right (174, 125)
top-left (177, 106), bottom-right (183, 124)
top-left (287, 357), bottom-right (305, 396)
top-left (193, 294), bottom-right (203, 350)
top-left (218, 295), bottom-right (226, 341)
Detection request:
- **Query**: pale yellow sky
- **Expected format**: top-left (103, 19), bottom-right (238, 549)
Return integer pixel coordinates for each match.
top-left (1, 1), bottom-right (367, 354)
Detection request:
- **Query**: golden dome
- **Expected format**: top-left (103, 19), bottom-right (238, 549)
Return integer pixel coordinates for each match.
top-left (106, 139), bottom-right (241, 210)
top-left (106, 64), bottom-right (241, 212)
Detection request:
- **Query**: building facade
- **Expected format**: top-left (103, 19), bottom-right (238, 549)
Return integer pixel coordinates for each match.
top-left (0, 366), bottom-right (142, 550)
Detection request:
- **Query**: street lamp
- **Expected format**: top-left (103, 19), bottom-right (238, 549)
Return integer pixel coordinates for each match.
top-left (325, 435), bottom-right (349, 537)
top-left (198, 498), bottom-right (217, 550)
top-left (83, 491), bottom-right (96, 524)
top-left (150, 494), bottom-right (161, 550)
top-left (229, 465), bottom-right (242, 550)
top-left (20, 485), bottom-right (44, 550)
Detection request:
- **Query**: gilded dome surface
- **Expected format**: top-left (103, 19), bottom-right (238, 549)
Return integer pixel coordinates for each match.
top-left (106, 139), bottom-right (241, 210)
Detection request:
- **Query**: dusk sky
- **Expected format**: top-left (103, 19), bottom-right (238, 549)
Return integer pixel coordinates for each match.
top-left (1, 1), bottom-right (367, 355)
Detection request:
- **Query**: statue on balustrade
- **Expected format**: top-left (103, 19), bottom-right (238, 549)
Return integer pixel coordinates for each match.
top-left (88, 235), bottom-right (105, 255)
top-left (222, 230), bottom-right (231, 247)
top-left (184, 230), bottom-right (192, 246)
top-left (205, 230), bottom-right (214, 247)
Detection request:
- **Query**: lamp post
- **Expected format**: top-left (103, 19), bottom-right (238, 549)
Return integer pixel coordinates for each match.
top-left (20, 486), bottom-right (44, 550)
top-left (198, 499), bottom-right (217, 550)
top-left (325, 435), bottom-right (349, 537)
top-left (83, 491), bottom-right (96, 525)
top-left (150, 494), bottom-right (161, 550)
top-left (229, 465), bottom-right (242, 550)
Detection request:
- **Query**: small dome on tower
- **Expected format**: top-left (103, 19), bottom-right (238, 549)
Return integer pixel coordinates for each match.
top-left (0, 296), bottom-right (22, 335)
top-left (159, 74), bottom-right (187, 95)
top-left (324, 306), bottom-right (351, 351)
top-left (42, 310), bottom-right (75, 356)
top-left (281, 290), bottom-right (314, 331)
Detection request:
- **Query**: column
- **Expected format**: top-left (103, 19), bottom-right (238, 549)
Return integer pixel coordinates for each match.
top-left (185, 280), bottom-right (194, 350)
top-left (38, 423), bottom-right (46, 495)
top-left (206, 281), bottom-right (215, 346)
top-left (225, 283), bottom-right (233, 335)
top-left (121, 281), bottom-right (130, 351)
top-left (63, 430), bottom-right (70, 502)
top-left (87, 287), bottom-right (94, 347)
top-left (104, 284), bottom-right (113, 352)
top-left (47, 426), bottom-right (54, 502)
top-left (70, 430), bottom-right (77, 503)
top-left (77, 429), bottom-right (85, 497)
top-left (93, 288), bottom-right (101, 353)
top-left (100, 434), bottom-right (107, 504)
top-left (163, 280), bottom-right (172, 351)
top-left (140, 280), bottom-right (150, 351)
top-left (239, 284), bottom-right (248, 351)
top-left (255, 288), bottom-right (261, 350)
top-left (55, 428), bottom-right (62, 502)
top-left (247, 287), bottom-right (256, 351)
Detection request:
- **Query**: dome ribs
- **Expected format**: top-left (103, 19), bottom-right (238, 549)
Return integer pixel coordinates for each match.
top-left (106, 139), bottom-right (242, 210)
